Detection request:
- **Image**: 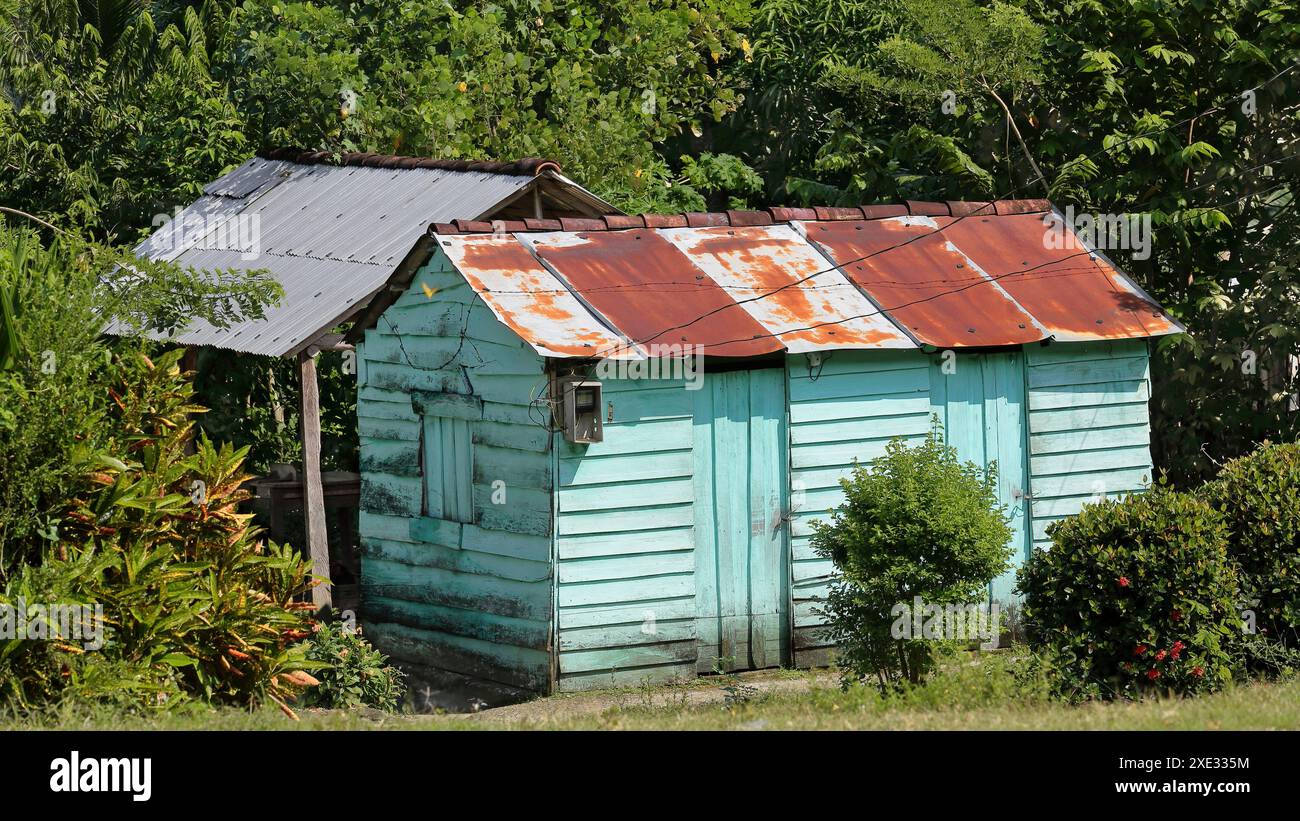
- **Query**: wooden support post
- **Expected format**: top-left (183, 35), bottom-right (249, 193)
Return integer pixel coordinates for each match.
top-left (299, 350), bottom-right (333, 610)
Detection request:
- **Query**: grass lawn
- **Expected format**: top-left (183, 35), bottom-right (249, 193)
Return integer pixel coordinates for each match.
top-left (5, 651), bottom-right (1299, 730)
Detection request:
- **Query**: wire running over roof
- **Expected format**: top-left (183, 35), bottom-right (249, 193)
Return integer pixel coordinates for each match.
top-left (425, 200), bottom-right (1183, 357)
top-left (126, 151), bottom-right (616, 357)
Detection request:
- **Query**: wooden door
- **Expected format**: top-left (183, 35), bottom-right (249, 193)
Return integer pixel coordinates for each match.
top-left (693, 368), bottom-right (790, 672)
top-left (929, 352), bottom-right (1031, 603)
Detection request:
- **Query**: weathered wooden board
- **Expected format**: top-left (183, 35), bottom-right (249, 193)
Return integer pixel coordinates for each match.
top-left (1024, 340), bottom-right (1155, 556)
top-left (552, 377), bottom-right (700, 691)
top-left (358, 247), bottom-right (555, 696)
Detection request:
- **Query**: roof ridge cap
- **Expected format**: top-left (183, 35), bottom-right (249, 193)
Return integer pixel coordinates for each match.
top-left (431, 199), bottom-right (1055, 235)
top-left (256, 147), bottom-right (561, 177)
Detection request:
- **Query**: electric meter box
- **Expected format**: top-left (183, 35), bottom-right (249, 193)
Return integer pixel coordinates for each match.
top-left (556, 377), bottom-right (603, 443)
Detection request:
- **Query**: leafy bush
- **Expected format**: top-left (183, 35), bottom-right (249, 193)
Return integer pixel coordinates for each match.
top-left (1200, 442), bottom-right (1300, 650)
top-left (0, 350), bottom-right (321, 714)
top-left (0, 223), bottom-right (280, 568)
top-left (811, 426), bottom-right (1013, 690)
top-left (299, 620), bottom-right (405, 712)
top-left (1017, 485), bottom-right (1241, 701)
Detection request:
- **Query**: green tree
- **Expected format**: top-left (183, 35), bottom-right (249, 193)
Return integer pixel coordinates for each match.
top-left (0, 221), bottom-right (280, 564)
top-left (0, 0), bottom-right (248, 239)
top-left (732, 0), bottom-right (1300, 483)
top-left (219, 0), bottom-right (759, 211)
top-left (827, 0), bottom-right (1047, 193)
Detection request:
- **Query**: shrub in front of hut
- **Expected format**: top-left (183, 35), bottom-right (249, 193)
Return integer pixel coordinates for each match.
top-left (1017, 485), bottom-right (1240, 701)
top-left (812, 426), bottom-right (1013, 691)
top-left (299, 619), bottom-right (405, 712)
top-left (1200, 441), bottom-right (1300, 656)
top-left (0, 350), bottom-right (321, 715)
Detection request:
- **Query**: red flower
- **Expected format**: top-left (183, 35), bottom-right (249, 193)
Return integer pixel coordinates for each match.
top-left (1192, 666), bottom-right (1205, 678)
top-left (1155, 649), bottom-right (1167, 662)
top-left (1171, 610), bottom-right (1182, 622)
top-left (1118, 576), bottom-right (1131, 588)
top-left (1147, 668), bottom-right (1161, 681)
top-left (1171, 641), bottom-right (1184, 660)
top-left (1134, 644), bottom-right (1147, 656)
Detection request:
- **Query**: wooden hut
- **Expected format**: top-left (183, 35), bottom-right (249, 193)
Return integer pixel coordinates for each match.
top-left (350, 200), bottom-right (1183, 707)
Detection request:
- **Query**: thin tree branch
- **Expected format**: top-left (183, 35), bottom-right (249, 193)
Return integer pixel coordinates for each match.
top-left (0, 206), bottom-right (70, 235)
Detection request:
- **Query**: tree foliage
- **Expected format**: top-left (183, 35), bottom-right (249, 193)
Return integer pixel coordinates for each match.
top-left (2, 0), bottom-right (1300, 486)
top-left (0, 222), bottom-right (280, 558)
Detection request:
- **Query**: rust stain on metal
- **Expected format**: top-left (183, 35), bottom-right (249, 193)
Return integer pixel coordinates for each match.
top-left (803, 218), bottom-right (1044, 348)
top-left (660, 225), bottom-right (913, 352)
top-left (528, 230), bottom-right (782, 356)
top-left (940, 213), bottom-right (1181, 341)
top-left (444, 236), bottom-right (636, 358)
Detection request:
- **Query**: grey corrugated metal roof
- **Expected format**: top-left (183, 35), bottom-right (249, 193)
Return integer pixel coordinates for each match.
top-left (128, 155), bottom-right (613, 357)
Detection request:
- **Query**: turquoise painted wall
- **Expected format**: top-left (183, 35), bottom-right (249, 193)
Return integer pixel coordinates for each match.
top-left (357, 249), bottom-right (555, 704)
top-left (1024, 339), bottom-right (1154, 552)
top-left (927, 351), bottom-right (1031, 602)
top-left (785, 341), bottom-right (1156, 644)
top-left (553, 377), bottom-right (699, 691)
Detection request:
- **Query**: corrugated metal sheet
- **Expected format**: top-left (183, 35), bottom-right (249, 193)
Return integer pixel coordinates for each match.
top-left (525, 230), bottom-right (782, 357)
top-left (429, 203), bottom-right (1181, 358)
top-left (803, 217), bottom-right (1047, 348)
top-left (128, 155), bottom-right (611, 357)
top-left (437, 235), bottom-right (638, 359)
top-left (659, 225), bottom-right (913, 352)
top-left (941, 212), bottom-right (1182, 341)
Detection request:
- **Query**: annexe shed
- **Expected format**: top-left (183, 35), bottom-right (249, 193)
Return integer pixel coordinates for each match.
top-left (124, 149), bottom-right (617, 607)
top-left (352, 200), bottom-right (1184, 707)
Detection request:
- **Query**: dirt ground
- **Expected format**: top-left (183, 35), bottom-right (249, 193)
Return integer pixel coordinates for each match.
top-left (443, 668), bottom-right (837, 725)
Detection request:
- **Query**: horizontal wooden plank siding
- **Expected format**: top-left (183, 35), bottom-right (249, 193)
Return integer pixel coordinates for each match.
top-left (358, 251), bottom-right (555, 699)
top-left (555, 378), bottom-right (698, 691)
top-left (1026, 340), bottom-right (1155, 554)
top-left (786, 351), bottom-right (933, 666)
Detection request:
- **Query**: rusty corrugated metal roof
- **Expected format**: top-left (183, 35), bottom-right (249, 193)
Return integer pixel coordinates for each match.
top-left (940, 212), bottom-right (1179, 341)
top-left (803, 217), bottom-right (1048, 347)
top-left (422, 200), bottom-right (1182, 358)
